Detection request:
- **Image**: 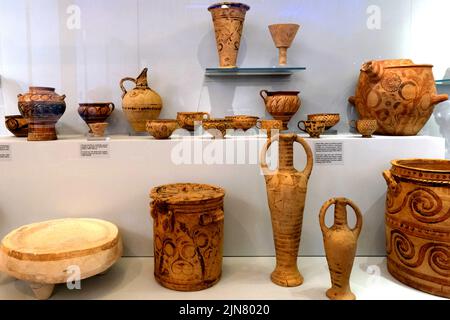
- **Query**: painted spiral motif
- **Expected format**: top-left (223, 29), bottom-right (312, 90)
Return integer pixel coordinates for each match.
top-left (389, 230), bottom-right (415, 260)
top-left (387, 187), bottom-right (450, 224)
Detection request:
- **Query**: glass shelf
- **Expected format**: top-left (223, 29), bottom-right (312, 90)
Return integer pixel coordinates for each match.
top-left (436, 79), bottom-right (450, 85)
top-left (205, 67), bottom-right (306, 77)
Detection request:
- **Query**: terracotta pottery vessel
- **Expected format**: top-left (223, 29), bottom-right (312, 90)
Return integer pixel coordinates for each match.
top-left (260, 134), bottom-right (313, 287)
top-left (383, 159), bottom-right (450, 298)
top-left (150, 183), bottom-right (225, 291)
top-left (319, 198), bottom-right (363, 300)
top-left (208, 2), bottom-right (250, 68)
top-left (88, 123), bottom-right (108, 138)
top-left (349, 59), bottom-right (448, 136)
top-left (5, 115), bottom-right (28, 137)
top-left (307, 114), bottom-right (340, 131)
top-left (177, 112), bottom-right (210, 131)
top-left (268, 24), bottom-right (300, 66)
top-left (18, 87), bottom-right (66, 141)
top-left (257, 119), bottom-right (283, 140)
top-left (146, 119), bottom-right (179, 140)
top-left (0, 218), bottom-right (122, 300)
top-left (202, 119), bottom-right (232, 139)
top-left (120, 68), bottom-right (163, 133)
top-left (260, 90), bottom-right (301, 130)
top-left (225, 115), bottom-right (259, 131)
top-left (78, 103), bottom-right (115, 126)
top-left (298, 120), bottom-right (326, 138)
top-left (350, 119), bottom-right (378, 138)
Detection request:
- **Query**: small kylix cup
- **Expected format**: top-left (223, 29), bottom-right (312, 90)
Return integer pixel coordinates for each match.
top-left (257, 119), bottom-right (283, 139)
top-left (298, 120), bottom-right (326, 138)
top-left (146, 120), bottom-right (179, 140)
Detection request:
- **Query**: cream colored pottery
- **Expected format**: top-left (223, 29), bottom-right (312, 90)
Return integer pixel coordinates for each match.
top-left (0, 218), bottom-right (122, 300)
top-left (88, 122), bottom-right (109, 137)
top-left (146, 119), bottom-right (179, 139)
top-left (120, 68), bottom-right (163, 133)
top-left (260, 90), bottom-right (301, 130)
top-left (269, 24), bottom-right (300, 66)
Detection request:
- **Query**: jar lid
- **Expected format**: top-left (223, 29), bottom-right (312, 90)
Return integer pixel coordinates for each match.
top-left (150, 183), bottom-right (225, 205)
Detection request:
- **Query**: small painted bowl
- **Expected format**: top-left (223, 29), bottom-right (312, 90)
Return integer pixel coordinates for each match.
top-left (202, 119), bottom-right (232, 139)
top-left (177, 112), bottom-right (210, 131)
top-left (298, 120), bottom-right (326, 138)
top-left (225, 115), bottom-right (259, 131)
top-left (350, 120), bottom-right (378, 138)
top-left (146, 120), bottom-right (179, 140)
top-left (78, 103), bottom-right (115, 125)
top-left (5, 115), bottom-right (28, 137)
top-left (307, 114), bottom-right (340, 130)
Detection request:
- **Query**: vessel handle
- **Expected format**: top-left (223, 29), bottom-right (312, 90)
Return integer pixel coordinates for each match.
top-left (431, 94), bottom-right (449, 105)
top-left (348, 96), bottom-right (356, 106)
top-left (120, 77), bottom-right (136, 99)
top-left (200, 208), bottom-right (224, 226)
top-left (361, 60), bottom-right (384, 83)
top-left (319, 198), bottom-right (363, 237)
top-left (259, 90), bottom-right (269, 102)
top-left (383, 170), bottom-right (398, 192)
top-left (260, 134), bottom-right (278, 176)
top-left (295, 135), bottom-right (313, 177)
top-left (109, 102), bottom-right (116, 113)
top-left (297, 121), bottom-right (307, 133)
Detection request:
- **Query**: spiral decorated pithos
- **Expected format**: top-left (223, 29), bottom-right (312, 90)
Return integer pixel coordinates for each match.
top-left (383, 159), bottom-right (450, 298)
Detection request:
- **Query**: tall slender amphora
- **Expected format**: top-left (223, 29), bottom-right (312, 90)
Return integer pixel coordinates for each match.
top-left (319, 198), bottom-right (363, 300)
top-left (208, 2), bottom-right (250, 68)
top-left (260, 134), bottom-right (313, 287)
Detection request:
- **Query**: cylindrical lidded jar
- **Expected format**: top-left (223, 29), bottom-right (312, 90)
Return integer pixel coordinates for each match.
top-left (150, 183), bottom-right (225, 291)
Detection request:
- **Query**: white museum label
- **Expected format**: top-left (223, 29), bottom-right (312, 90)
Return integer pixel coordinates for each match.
top-left (0, 144), bottom-right (12, 161)
top-left (314, 142), bottom-right (344, 166)
top-left (80, 142), bottom-right (110, 158)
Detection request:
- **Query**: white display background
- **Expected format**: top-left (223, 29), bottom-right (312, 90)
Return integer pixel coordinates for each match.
top-left (0, 0), bottom-right (449, 154)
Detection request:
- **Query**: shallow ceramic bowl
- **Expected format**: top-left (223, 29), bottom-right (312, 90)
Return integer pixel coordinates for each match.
top-left (307, 114), bottom-right (340, 130)
top-left (177, 112), bottom-right (210, 131)
top-left (5, 115), bottom-right (28, 137)
top-left (202, 119), bottom-right (232, 138)
top-left (226, 115), bottom-right (259, 131)
top-left (146, 120), bottom-right (179, 140)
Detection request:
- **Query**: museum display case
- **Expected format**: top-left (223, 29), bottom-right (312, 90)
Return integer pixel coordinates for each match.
top-left (0, 0), bottom-right (449, 302)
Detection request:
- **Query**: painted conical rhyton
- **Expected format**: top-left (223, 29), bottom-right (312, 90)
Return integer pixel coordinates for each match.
top-left (120, 68), bottom-right (163, 133)
top-left (269, 24), bottom-right (300, 66)
top-left (260, 134), bottom-right (313, 287)
top-left (319, 198), bottom-right (363, 300)
top-left (208, 2), bottom-right (250, 68)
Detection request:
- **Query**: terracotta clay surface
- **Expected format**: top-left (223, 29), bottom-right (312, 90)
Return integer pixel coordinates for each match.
top-left (260, 90), bottom-right (301, 130)
top-left (257, 119), bottom-right (283, 140)
top-left (261, 134), bottom-right (313, 287)
top-left (268, 24), bottom-right (300, 66)
top-left (177, 112), bottom-right (210, 131)
top-left (0, 218), bottom-right (122, 300)
top-left (383, 159), bottom-right (450, 299)
top-left (350, 119), bottom-right (378, 138)
top-left (120, 68), bottom-right (163, 133)
top-left (298, 120), bottom-right (326, 138)
top-left (18, 87), bottom-right (66, 141)
top-left (202, 119), bottom-right (232, 139)
top-left (319, 198), bottom-right (363, 300)
top-left (88, 122), bottom-right (109, 138)
top-left (208, 2), bottom-right (250, 68)
top-left (146, 119), bottom-right (179, 139)
top-left (5, 115), bottom-right (28, 137)
top-left (225, 115), bottom-right (259, 131)
top-left (78, 103), bottom-right (115, 126)
top-left (349, 59), bottom-right (448, 136)
top-left (150, 183), bottom-right (225, 291)
top-left (307, 114), bottom-right (340, 131)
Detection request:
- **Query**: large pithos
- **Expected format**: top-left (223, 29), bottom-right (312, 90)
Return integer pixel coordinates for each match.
top-left (383, 159), bottom-right (450, 298)
top-left (150, 183), bottom-right (225, 291)
top-left (260, 134), bottom-right (313, 287)
top-left (349, 59), bottom-right (448, 136)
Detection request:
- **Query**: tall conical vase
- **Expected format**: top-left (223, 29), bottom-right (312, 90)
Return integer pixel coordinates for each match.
top-left (319, 198), bottom-right (363, 300)
top-left (260, 134), bottom-right (313, 287)
top-left (208, 2), bottom-right (250, 68)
